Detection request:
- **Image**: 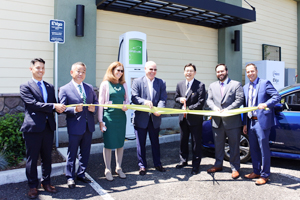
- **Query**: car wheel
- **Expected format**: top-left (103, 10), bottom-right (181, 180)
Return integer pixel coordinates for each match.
top-left (224, 134), bottom-right (251, 163)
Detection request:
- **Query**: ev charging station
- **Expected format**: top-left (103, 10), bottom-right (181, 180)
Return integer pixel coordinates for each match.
top-left (118, 31), bottom-right (147, 139)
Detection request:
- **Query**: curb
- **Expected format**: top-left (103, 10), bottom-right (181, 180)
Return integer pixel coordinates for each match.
top-left (0, 133), bottom-right (180, 186)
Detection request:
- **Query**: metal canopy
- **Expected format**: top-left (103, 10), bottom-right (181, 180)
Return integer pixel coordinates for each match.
top-left (96, 0), bottom-right (256, 29)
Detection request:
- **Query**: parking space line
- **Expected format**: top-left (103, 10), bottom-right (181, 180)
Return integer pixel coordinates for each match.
top-left (85, 173), bottom-right (114, 200)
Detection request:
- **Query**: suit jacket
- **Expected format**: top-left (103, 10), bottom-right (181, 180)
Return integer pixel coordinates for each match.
top-left (59, 81), bottom-right (98, 135)
top-left (131, 76), bottom-right (167, 129)
top-left (20, 79), bottom-right (56, 133)
top-left (243, 78), bottom-right (281, 130)
top-left (207, 78), bottom-right (244, 129)
top-left (174, 79), bottom-right (206, 126)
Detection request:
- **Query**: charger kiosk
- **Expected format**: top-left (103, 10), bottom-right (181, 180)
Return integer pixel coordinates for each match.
top-left (245, 61), bottom-right (285, 91)
top-left (118, 31), bottom-right (147, 139)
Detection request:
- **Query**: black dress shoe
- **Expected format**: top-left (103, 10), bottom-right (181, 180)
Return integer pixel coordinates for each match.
top-left (155, 165), bottom-right (166, 172)
top-left (176, 161), bottom-right (188, 169)
top-left (67, 179), bottom-right (75, 189)
top-left (77, 176), bottom-right (92, 183)
top-left (139, 168), bottom-right (146, 175)
top-left (191, 167), bottom-right (200, 175)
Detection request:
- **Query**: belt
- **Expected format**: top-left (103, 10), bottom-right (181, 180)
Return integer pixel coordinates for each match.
top-left (251, 116), bottom-right (258, 120)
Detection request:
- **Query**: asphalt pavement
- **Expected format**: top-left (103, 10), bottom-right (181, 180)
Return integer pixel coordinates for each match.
top-left (0, 140), bottom-right (300, 200)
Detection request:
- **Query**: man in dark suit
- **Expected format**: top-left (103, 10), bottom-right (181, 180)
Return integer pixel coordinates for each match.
top-left (20, 58), bottom-right (66, 199)
top-left (174, 63), bottom-right (206, 175)
top-left (131, 61), bottom-right (168, 175)
top-left (59, 62), bottom-right (98, 188)
top-left (243, 63), bottom-right (280, 185)
top-left (206, 64), bottom-right (244, 179)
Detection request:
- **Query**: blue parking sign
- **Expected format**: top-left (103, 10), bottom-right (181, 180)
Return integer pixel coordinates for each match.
top-left (49, 19), bottom-right (65, 43)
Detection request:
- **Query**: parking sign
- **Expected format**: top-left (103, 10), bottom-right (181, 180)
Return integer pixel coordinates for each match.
top-left (49, 19), bottom-right (65, 43)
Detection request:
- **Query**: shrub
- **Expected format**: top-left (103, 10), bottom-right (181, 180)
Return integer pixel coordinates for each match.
top-left (0, 113), bottom-right (26, 166)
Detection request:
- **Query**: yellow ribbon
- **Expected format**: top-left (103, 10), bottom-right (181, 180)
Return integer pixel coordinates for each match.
top-left (66, 104), bottom-right (260, 117)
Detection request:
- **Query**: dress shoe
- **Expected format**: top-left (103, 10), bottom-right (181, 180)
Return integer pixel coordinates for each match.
top-left (244, 172), bottom-right (260, 179)
top-left (105, 169), bottom-right (113, 181)
top-left (77, 176), bottom-right (92, 183)
top-left (139, 167), bottom-right (146, 175)
top-left (255, 177), bottom-right (269, 185)
top-left (155, 165), bottom-right (166, 172)
top-left (232, 171), bottom-right (240, 179)
top-left (67, 179), bottom-right (75, 189)
top-left (207, 166), bottom-right (222, 173)
top-left (191, 167), bottom-right (200, 175)
top-left (41, 184), bottom-right (57, 193)
top-left (28, 188), bottom-right (38, 199)
top-left (115, 168), bottom-right (126, 179)
top-left (176, 161), bottom-right (188, 169)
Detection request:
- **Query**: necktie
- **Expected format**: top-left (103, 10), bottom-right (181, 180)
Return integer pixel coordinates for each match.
top-left (248, 83), bottom-right (254, 119)
top-left (78, 85), bottom-right (86, 104)
top-left (37, 82), bottom-right (44, 100)
top-left (187, 82), bottom-right (189, 90)
top-left (220, 82), bottom-right (224, 97)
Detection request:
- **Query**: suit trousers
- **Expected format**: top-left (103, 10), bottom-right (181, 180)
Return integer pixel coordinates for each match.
top-left (248, 119), bottom-right (271, 178)
top-left (66, 124), bottom-right (92, 179)
top-left (179, 118), bottom-right (202, 167)
top-left (135, 117), bottom-right (161, 168)
top-left (23, 121), bottom-right (54, 188)
top-left (212, 119), bottom-right (241, 171)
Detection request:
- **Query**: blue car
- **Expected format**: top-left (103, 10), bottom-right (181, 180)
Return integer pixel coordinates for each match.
top-left (202, 83), bottom-right (300, 163)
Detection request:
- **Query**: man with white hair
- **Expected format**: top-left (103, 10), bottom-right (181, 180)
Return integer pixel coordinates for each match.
top-left (131, 61), bottom-right (168, 175)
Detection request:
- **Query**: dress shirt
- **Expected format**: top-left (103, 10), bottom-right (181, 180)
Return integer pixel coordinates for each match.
top-left (32, 78), bottom-right (48, 103)
top-left (185, 78), bottom-right (194, 96)
top-left (249, 77), bottom-right (259, 117)
top-left (72, 79), bottom-right (86, 113)
top-left (145, 76), bottom-right (155, 102)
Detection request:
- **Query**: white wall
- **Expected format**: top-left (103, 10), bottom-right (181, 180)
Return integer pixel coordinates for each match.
top-left (242, 0), bottom-right (297, 81)
top-left (0, 0), bottom-right (54, 93)
top-left (96, 10), bottom-right (218, 91)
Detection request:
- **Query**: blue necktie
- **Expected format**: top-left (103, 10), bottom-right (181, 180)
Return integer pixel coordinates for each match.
top-left (37, 82), bottom-right (44, 100)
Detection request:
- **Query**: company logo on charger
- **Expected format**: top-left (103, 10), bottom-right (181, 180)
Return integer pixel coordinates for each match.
top-left (129, 46), bottom-right (142, 54)
top-left (273, 70), bottom-right (280, 84)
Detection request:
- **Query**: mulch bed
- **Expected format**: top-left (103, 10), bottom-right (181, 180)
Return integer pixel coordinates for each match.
top-left (0, 138), bottom-right (104, 172)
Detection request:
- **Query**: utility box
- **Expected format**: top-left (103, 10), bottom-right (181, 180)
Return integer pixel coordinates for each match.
top-left (118, 31), bottom-right (147, 139)
top-left (285, 68), bottom-right (296, 86)
top-left (245, 60), bottom-right (285, 90)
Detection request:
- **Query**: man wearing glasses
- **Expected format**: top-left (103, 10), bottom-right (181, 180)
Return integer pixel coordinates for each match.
top-left (131, 61), bottom-right (168, 175)
top-left (174, 63), bottom-right (206, 175)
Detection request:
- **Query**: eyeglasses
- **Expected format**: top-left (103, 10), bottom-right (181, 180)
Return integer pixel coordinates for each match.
top-left (149, 68), bottom-right (157, 71)
top-left (116, 69), bottom-right (124, 73)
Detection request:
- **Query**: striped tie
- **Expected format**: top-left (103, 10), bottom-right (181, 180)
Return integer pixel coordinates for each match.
top-left (248, 83), bottom-right (254, 119)
top-left (78, 85), bottom-right (86, 104)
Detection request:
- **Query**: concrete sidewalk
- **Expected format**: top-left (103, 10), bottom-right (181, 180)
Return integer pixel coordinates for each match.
top-left (0, 133), bottom-right (180, 186)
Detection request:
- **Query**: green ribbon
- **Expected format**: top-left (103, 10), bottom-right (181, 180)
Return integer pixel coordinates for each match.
top-left (66, 104), bottom-right (260, 117)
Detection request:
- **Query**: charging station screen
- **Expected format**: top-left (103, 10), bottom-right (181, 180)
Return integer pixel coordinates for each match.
top-left (129, 39), bottom-right (142, 64)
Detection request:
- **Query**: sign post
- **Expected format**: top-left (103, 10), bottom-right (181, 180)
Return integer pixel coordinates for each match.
top-left (49, 19), bottom-right (65, 147)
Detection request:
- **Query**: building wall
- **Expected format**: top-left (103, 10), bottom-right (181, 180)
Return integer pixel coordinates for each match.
top-left (242, 0), bottom-right (297, 82)
top-left (96, 10), bottom-right (218, 91)
top-left (0, 0), bottom-right (54, 93)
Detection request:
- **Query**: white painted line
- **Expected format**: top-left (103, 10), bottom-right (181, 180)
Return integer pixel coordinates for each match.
top-left (85, 173), bottom-right (114, 200)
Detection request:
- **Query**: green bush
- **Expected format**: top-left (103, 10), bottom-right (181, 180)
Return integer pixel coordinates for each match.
top-left (0, 113), bottom-right (26, 166)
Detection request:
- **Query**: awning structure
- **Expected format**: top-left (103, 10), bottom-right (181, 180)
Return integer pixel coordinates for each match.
top-left (96, 0), bottom-right (256, 29)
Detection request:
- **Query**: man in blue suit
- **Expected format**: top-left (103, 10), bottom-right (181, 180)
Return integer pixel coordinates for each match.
top-left (59, 62), bottom-right (98, 188)
top-left (243, 63), bottom-right (280, 185)
top-left (20, 58), bottom-right (66, 199)
top-left (131, 61), bottom-right (168, 175)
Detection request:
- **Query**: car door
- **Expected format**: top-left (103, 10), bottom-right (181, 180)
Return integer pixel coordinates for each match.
top-left (269, 90), bottom-right (300, 154)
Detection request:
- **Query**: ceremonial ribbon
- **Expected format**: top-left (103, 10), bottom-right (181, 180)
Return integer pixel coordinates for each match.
top-left (65, 104), bottom-right (262, 117)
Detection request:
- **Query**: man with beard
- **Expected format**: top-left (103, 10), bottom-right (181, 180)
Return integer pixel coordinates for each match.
top-left (206, 64), bottom-right (244, 179)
